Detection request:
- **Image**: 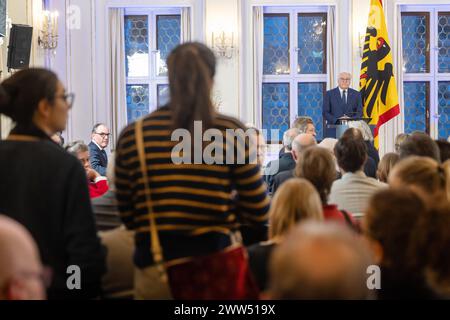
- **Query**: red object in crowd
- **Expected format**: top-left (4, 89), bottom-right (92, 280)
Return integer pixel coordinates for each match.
top-left (89, 179), bottom-right (109, 199)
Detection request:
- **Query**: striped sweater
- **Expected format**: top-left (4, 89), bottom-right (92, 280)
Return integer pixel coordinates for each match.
top-left (115, 107), bottom-right (270, 267)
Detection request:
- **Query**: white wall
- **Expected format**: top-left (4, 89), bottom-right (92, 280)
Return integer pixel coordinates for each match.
top-left (206, 0), bottom-right (240, 118)
top-left (0, 0), bottom-right (44, 138)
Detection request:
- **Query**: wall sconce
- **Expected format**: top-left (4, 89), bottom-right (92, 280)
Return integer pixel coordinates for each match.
top-left (211, 31), bottom-right (235, 59)
top-left (38, 10), bottom-right (58, 51)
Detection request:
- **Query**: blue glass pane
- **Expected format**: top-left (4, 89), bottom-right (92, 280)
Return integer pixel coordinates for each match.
top-left (263, 15), bottom-right (290, 75)
top-left (298, 83), bottom-right (325, 140)
top-left (401, 14), bottom-right (429, 73)
top-left (298, 14), bottom-right (327, 74)
top-left (157, 15), bottom-right (181, 76)
top-left (157, 84), bottom-right (170, 108)
top-left (438, 13), bottom-right (450, 73)
top-left (403, 82), bottom-right (427, 134)
top-left (125, 15), bottom-right (149, 77)
top-left (262, 83), bottom-right (290, 142)
top-left (438, 82), bottom-right (450, 140)
top-left (126, 84), bottom-right (150, 123)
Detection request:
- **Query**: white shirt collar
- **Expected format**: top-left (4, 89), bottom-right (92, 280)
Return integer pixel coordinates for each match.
top-left (92, 140), bottom-right (104, 151)
top-left (338, 87), bottom-right (348, 95)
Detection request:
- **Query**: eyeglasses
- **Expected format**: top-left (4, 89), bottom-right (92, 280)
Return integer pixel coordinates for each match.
top-left (55, 93), bottom-right (75, 109)
top-left (339, 78), bottom-right (351, 82)
top-left (95, 132), bottom-right (111, 139)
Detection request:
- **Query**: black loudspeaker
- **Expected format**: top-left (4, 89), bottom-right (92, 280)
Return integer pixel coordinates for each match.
top-left (7, 24), bottom-right (33, 70)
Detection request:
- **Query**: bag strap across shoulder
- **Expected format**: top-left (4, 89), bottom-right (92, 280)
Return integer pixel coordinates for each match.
top-left (135, 118), bottom-right (164, 265)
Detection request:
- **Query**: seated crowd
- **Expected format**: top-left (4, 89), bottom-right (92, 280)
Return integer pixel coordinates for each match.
top-left (0, 42), bottom-right (449, 300)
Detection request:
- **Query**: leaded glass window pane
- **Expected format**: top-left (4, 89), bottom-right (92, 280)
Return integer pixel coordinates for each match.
top-left (297, 14), bottom-right (327, 74)
top-left (157, 84), bottom-right (170, 108)
top-left (156, 15), bottom-right (181, 76)
top-left (298, 82), bottom-right (325, 140)
top-left (401, 13), bottom-right (430, 73)
top-left (263, 14), bottom-right (290, 75)
top-left (125, 15), bottom-right (149, 78)
top-left (403, 82), bottom-right (428, 134)
top-left (126, 84), bottom-right (150, 123)
top-left (262, 83), bottom-right (290, 142)
top-left (438, 13), bottom-right (450, 73)
top-left (438, 82), bottom-right (450, 139)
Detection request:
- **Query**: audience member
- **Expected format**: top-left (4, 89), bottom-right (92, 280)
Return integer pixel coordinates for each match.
top-left (398, 132), bottom-right (440, 162)
top-left (66, 141), bottom-right (109, 199)
top-left (295, 146), bottom-right (358, 230)
top-left (348, 120), bottom-right (379, 166)
top-left (271, 133), bottom-right (316, 194)
top-left (363, 189), bottom-right (438, 299)
top-left (0, 215), bottom-right (47, 300)
top-left (246, 124), bottom-right (267, 168)
top-left (342, 128), bottom-right (377, 178)
top-left (264, 128), bottom-right (299, 190)
top-left (89, 123), bottom-right (110, 176)
top-left (329, 134), bottom-right (386, 215)
top-left (376, 152), bottom-right (400, 183)
top-left (436, 139), bottom-right (450, 163)
top-left (394, 133), bottom-right (409, 153)
top-left (389, 156), bottom-right (450, 207)
top-left (0, 68), bottom-right (105, 299)
top-left (414, 205), bottom-right (450, 298)
top-left (115, 42), bottom-right (270, 300)
top-left (278, 116), bottom-right (316, 156)
top-left (248, 179), bottom-right (323, 291)
top-left (292, 116), bottom-right (317, 137)
top-left (268, 221), bottom-right (373, 300)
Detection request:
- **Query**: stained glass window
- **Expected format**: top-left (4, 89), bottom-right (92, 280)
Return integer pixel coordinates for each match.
top-left (438, 82), bottom-right (450, 139)
top-left (263, 14), bottom-right (290, 75)
top-left (298, 83), bottom-right (325, 140)
top-left (297, 14), bottom-right (327, 74)
top-left (401, 13), bottom-right (430, 73)
top-left (156, 15), bottom-right (181, 76)
top-left (125, 15), bottom-right (149, 78)
top-left (157, 84), bottom-right (170, 108)
top-left (262, 83), bottom-right (290, 142)
top-left (438, 13), bottom-right (450, 73)
top-left (126, 84), bottom-right (150, 123)
top-left (403, 82), bottom-right (428, 134)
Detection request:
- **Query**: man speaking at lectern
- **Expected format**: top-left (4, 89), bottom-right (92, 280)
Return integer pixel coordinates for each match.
top-left (323, 72), bottom-right (363, 137)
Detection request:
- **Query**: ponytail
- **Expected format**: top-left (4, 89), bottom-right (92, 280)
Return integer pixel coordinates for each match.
top-left (167, 42), bottom-right (216, 133)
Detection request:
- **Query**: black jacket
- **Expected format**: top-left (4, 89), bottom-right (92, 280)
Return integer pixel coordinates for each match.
top-left (263, 153), bottom-right (296, 194)
top-left (0, 139), bottom-right (106, 299)
top-left (271, 170), bottom-right (295, 196)
top-left (89, 141), bottom-right (108, 176)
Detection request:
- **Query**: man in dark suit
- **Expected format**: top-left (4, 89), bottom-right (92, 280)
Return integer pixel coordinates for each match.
top-left (89, 123), bottom-right (110, 176)
top-left (323, 72), bottom-right (363, 138)
top-left (271, 133), bottom-right (317, 195)
top-left (264, 128), bottom-right (300, 193)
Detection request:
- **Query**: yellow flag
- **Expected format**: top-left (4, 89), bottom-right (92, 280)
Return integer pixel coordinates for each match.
top-left (360, 0), bottom-right (400, 149)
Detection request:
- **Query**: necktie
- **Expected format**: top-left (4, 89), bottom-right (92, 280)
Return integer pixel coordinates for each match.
top-left (343, 90), bottom-right (347, 105)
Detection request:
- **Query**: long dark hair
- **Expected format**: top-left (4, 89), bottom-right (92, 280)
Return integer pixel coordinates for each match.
top-left (167, 42), bottom-right (216, 132)
top-left (0, 68), bottom-right (59, 126)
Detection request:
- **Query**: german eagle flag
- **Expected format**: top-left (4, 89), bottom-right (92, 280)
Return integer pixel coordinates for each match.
top-left (360, 0), bottom-right (400, 149)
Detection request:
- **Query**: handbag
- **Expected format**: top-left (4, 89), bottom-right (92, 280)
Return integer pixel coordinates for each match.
top-left (134, 118), bottom-right (260, 300)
